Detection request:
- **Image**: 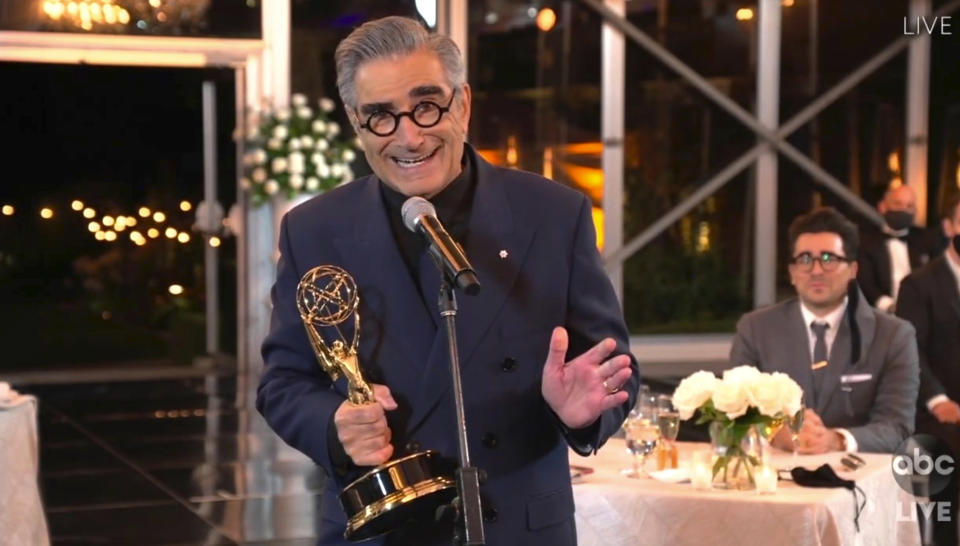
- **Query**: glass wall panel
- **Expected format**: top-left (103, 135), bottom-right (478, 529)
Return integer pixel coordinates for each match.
top-left (624, 176), bottom-right (753, 333)
top-left (0, 62), bottom-right (237, 369)
top-left (930, 0), bottom-right (960, 212)
top-left (468, 0), bottom-right (603, 188)
top-left (619, 2), bottom-right (759, 333)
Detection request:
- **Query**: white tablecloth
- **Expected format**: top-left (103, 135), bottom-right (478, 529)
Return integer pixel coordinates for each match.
top-left (0, 390), bottom-right (50, 546)
top-left (571, 439), bottom-right (920, 546)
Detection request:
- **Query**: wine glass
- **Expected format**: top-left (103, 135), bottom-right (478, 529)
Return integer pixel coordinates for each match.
top-left (788, 406), bottom-right (805, 468)
top-left (656, 394), bottom-right (680, 445)
top-left (622, 392), bottom-right (659, 478)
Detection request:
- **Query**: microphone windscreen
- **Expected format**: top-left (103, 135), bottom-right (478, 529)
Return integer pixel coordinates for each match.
top-left (401, 196), bottom-right (436, 232)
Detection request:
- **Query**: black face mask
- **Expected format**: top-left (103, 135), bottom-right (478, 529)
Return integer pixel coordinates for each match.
top-left (792, 464), bottom-right (866, 531)
top-left (884, 210), bottom-right (914, 231)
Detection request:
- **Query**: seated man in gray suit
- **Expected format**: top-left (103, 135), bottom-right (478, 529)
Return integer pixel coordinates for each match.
top-left (731, 207), bottom-right (919, 453)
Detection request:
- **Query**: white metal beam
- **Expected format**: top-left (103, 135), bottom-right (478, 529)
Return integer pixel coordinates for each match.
top-left (0, 31), bottom-right (261, 66)
top-left (906, 0), bottom-right (932, 225)
top-left (202, 81), bottom-right (220, 356)
top-left (601, 0), bottom-right (626, 302)
top-left (239, 0), bottom-right (290, 402)
top-left (436, 0), bottom-right (468, 70)
top-left (754, 0), bottom-right (782, 308)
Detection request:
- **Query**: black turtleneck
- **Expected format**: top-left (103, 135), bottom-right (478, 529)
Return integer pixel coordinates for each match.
top-left (378, 150), bottom-right (476, 280)
top-left (327, 151), bottom-right (476, 477)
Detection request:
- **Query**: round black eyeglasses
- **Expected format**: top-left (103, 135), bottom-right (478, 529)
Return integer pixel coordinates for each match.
top-left (357, 89), bottom-right (458, 137)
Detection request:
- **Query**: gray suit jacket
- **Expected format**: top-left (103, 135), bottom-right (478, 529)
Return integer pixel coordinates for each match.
top-left (730, 293), bottom-right (919, 452)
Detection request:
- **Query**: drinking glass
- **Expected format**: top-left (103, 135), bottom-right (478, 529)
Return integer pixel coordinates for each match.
top-left (656, 394), bottom-right (680, 445)
top-left (788, 406), bottom-right (805, 468)
top-left (622, 391), bottom-right (659, 478)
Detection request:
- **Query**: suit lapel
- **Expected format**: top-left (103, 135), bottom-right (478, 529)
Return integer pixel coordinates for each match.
top-left (415, 250), bottom-right (443, 327)
top-left (332, 179), bottom-right (436, 388)
top-left (907, 230), bottom-right (930, 268)
top-left (406, 150), bottom-right (537, 435)
top-left (934, 257), bottom-right (960, 321)
top-left (814, 294), bottom-right (876, 415)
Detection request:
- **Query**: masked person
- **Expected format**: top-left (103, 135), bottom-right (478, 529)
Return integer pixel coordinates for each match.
top-left (858, 184), bottom-right (939, 313)
top-left (896, 192), bottom-right (960, 546)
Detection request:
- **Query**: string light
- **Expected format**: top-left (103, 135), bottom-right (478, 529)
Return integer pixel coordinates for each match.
top-left (209, 236), bottom-right (221, 248)
top-left (536, 8), bottom-right (556, 32)
top-left (168, 284), bottom-right (184, 295)
top-left (42, 0), bottom-right (131, 32)
top-left (7, 197), bottom-right (206, 248)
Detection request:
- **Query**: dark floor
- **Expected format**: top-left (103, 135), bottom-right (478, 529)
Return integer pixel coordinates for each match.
top-left (22, 373), bottom-right (324, 545)
top-left (16, 371), bottom-right (695, 546)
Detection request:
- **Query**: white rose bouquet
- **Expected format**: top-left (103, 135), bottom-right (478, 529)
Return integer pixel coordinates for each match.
top-left (673, 366), bottom-right (803, 487)
top-left (242, 93), bottom-right (360, 207)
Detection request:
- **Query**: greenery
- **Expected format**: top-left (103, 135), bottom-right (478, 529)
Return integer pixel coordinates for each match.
top-left (242, 93), bottom-right (359, 207)
top-left (621, 165), bottom-right (751, 334)
top-left (697, 402), bottom-right (774, 482)
top-left (0, 301), bottom-right (168, 368)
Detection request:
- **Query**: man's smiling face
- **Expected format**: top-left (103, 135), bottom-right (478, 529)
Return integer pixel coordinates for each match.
top-left (350, 48), bottom-right (471, 198)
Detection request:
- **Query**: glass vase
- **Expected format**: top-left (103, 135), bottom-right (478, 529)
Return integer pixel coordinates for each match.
top-left (709, 421), bottom-right (765, 490)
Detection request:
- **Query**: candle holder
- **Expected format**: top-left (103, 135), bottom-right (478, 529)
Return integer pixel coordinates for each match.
top-left (755, 464), bottom-right (778, 494)
top-left (690, 450), bottom-right (713, 491)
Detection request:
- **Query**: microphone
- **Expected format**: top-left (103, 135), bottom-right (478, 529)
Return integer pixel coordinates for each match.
top-left (401, 196), bottom-right (481, 295)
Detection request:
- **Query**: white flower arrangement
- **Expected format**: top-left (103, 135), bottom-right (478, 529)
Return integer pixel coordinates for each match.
top-left (673, 366), bottom-right (803, 484)
top-left (242, 93), bottom-right (359, 207)
top-left (673, 366), bottom-right (803, 423)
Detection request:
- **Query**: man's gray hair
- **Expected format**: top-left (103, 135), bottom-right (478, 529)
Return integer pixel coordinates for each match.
top-left (335, 16), bottom-right (466, 109)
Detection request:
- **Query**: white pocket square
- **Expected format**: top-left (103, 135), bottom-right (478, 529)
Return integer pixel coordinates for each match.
top-left (840, 373), bottom-right (873, 384)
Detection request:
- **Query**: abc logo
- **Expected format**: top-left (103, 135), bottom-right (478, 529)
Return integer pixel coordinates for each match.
top-left (892, 448), bottom-right (955, 476)
top-left (892, 434), bottom-right (956, 496)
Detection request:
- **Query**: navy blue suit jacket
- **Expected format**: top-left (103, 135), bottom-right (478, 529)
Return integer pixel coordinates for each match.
top-left (257, 147), bottom-right (640, 545)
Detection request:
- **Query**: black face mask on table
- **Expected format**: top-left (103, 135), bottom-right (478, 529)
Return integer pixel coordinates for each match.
top-left (791, 464), bottom-right (866, 531)
top-left (883, 210), bottom-right (914, 231)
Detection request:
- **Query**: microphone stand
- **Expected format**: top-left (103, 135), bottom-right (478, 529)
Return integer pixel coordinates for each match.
top-left (438, 276), bottom-right (485, 545)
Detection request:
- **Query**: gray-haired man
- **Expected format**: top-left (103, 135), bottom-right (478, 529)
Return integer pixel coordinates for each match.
top-left (257, 16), bottom-right (639, 545)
